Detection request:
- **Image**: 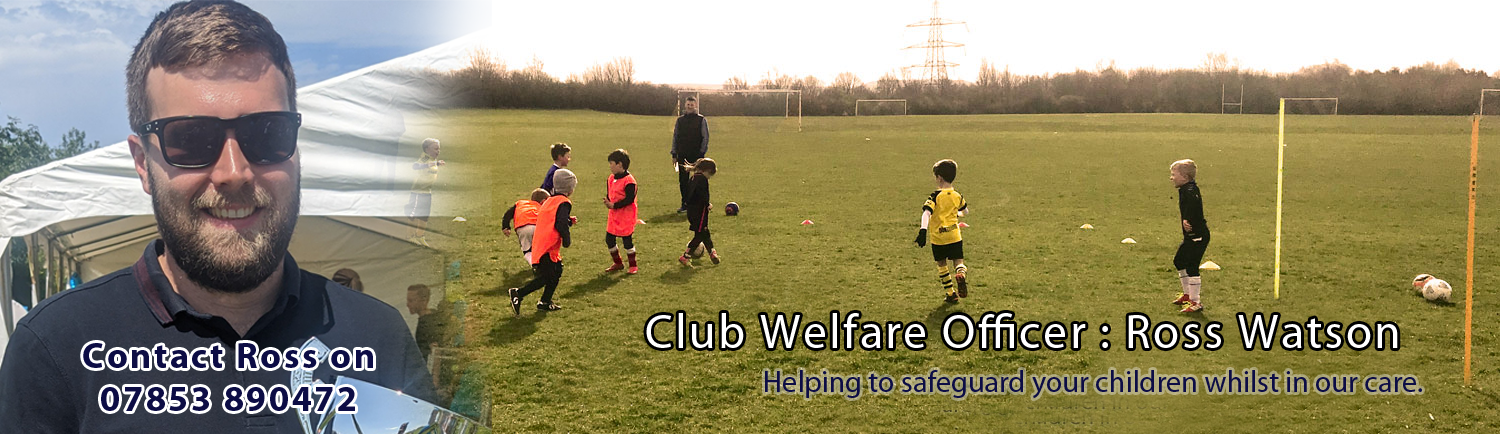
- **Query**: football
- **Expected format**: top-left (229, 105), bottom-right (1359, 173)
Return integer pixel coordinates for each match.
top-left (1422, 279), bottom-right (1452, 302)
top-left (1412, 274), bottom-right (1433, 293)
top-left (725, 202), bottom-right (740, 216)
top-left (690, 244), bottom-right (707, 258)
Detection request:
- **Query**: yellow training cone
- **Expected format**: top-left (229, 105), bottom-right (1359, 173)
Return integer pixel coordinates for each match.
top-left (1120, 238), bottom-right (1137, 244)
top-left (1080, 224), bottom-right (1094, 229)
top-left (1200, 261), bottom-right (1221, 271)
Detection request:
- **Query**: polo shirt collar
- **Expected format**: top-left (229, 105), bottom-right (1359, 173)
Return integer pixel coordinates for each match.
top-left (134, 239), bottom-right (302, 338)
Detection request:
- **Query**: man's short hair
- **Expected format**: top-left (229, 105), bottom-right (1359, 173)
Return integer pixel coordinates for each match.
top-left (685, 96), bottom-right (697, 102)
top-left (933, 159), bottom-right (957, 183)
top-left (126, 0), bottom-right (296, 133)
top-left (550, 143), bottom-right (571, 161)
top-left (421, 138), bottom-right (440, 152)
top-left (608, 149), bottom-right (631, 171)
top-left (407, 284), bottom-right (430, 298)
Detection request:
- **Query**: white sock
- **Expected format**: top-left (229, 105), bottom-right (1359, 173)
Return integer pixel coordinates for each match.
top-left (1187, 276), bottom-right (1202, 303)
top-left (1177, 270), bottom-right (1190, 294)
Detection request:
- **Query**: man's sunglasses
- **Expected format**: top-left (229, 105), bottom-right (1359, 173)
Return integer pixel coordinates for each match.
top-left (137, 111), bottom-right (301, 169)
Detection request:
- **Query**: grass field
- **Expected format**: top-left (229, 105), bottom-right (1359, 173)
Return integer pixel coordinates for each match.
top-left (422, 110), bottom-right (1498, 432)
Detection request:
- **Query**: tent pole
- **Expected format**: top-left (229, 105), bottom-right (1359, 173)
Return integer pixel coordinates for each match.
top-left (2, 239), bottom-right (13, 335)
top-left (47, 238), bottom-right (57, 298)
top-left (26, 235), bottom-right (40, 307)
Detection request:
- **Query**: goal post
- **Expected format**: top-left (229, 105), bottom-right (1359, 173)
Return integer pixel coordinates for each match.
top-left (1274, 99), bottom-right (1287, 299)
top-left (1480, 88), bottom-right (1500, 117)
top-left (855, 99), bottom-right (908, 116)
top-left (675, 89), bottom-right (802, 132)
top-left (1220, 83), bottom-right (1243, 114)
top-left (1465, 89), bottom-right (1498, 385)
top-left (1272, 96), bottom-right (1341, 300)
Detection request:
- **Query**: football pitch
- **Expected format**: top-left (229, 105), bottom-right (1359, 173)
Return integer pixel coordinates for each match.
top-left (427, 110), bottom-right (1497, 431)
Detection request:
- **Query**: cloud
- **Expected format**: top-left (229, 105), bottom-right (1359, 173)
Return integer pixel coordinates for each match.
top-left (0, 1), bottom-right (159, 143)
top-left (244, 0), bottom-right (490, 48)
top-left (0, 1), bottom-right (155, 71)
top-left (0, 28), bottom-right (132, 76)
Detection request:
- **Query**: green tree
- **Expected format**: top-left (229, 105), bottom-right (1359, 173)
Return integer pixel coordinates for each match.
top-left (2, 117), bottom-right (100, 305)
top-left (1, 117), bottom-right (54, 180)
top-left (56, 128), bottom-right (101, 161)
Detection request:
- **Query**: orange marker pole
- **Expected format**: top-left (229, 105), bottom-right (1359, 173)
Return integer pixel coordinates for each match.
top-left (1466, 115), bottom-right (1479, 385)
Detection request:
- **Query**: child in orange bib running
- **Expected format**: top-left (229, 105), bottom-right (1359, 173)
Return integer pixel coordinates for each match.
top-left (510, 169), bottom-right (576, 314)
top-left (502, 188), bottom-right (549, 264)
top-left (603, 149), bottom-right (640, 274)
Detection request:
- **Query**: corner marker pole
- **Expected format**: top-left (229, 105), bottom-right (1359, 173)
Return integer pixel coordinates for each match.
top-left (1466, 114), bottom-right (1479, 385)
top-left (1275, 99), bottom-right (1286, 299)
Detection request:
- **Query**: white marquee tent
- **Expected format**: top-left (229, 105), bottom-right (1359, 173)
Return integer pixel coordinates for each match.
top-left (0, 32), bottom-right (484, 356)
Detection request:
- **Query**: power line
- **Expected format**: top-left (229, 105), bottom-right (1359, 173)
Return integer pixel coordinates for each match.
top-left (903, 0), bottom-right (966, 85)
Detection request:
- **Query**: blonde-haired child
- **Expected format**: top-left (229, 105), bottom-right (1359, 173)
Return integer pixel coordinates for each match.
top-left (1168, 159), bottom-right (1210, 313)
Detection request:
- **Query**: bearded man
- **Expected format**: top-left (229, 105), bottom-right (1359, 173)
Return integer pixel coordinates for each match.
top-left (0, 1), bottom-right (434, 431)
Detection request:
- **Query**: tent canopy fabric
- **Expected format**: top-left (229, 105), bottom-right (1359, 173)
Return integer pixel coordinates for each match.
top-left (0, 31), bottom-right (485, 339)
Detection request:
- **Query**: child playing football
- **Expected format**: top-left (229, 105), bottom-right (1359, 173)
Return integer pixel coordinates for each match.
top-left (1168, 159), bottom-right (1210, 313)
top-left (914, 159), bottom-right (970, 303)
top-left (502, 188), bottom-right (550, 264)
top-left (540, 143), bottom-right (572, 194)
top-left (603, 149), bottom-right (640, 274)
top-left (510, 169), bottom-right (576, 314)
top-left (408, 138), bottom-right (444, 246)
top-left (678, 158), bottom-right (719, 267)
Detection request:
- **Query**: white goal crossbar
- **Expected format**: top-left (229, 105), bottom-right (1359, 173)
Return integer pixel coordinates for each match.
top-left (676, 89), bottom-right (802, 132)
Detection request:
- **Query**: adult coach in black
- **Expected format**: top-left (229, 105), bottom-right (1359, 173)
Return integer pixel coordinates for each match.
top-left (671, 96), bottom-right (710, 213)
top-left (0, 2), bottom-right (434, 431)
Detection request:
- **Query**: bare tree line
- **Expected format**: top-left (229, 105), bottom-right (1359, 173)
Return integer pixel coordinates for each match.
top-left (433, 50), bottom-right (1500, 116)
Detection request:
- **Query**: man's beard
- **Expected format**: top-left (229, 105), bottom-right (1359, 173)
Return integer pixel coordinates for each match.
top-left (149, 168), bottom-right (298, 293)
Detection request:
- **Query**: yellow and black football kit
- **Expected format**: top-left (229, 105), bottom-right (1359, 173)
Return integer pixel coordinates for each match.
top-left (920, 188), bottom-right (970, 300)
top-left (924, 188), bottom-right (967, 248)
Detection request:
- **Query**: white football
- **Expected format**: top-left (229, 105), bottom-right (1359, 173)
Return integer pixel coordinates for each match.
top-left (1422, 279), bottom-right (1452, 302)
top-left (690, 244), bottom-right (707, 258)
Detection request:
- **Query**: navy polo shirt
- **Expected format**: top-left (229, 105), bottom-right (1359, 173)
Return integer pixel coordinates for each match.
top-left (0, 240), bottom-right (435, 433)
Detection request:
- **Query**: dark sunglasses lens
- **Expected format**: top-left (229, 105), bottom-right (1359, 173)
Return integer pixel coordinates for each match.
top-left (161, 119), bottom-right (226, 167)
top-left (235, 114), bottom-right (299, 164)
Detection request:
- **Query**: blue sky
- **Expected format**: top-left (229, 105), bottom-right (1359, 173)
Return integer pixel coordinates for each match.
top-left (0, 0), bottom-right (490, 148)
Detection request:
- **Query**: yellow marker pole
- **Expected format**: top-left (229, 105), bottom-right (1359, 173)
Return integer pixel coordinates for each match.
top-left (1465, 114), bottom-right (1479, 385)
top-left (1274, 99), bottom-right (1286, 299)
